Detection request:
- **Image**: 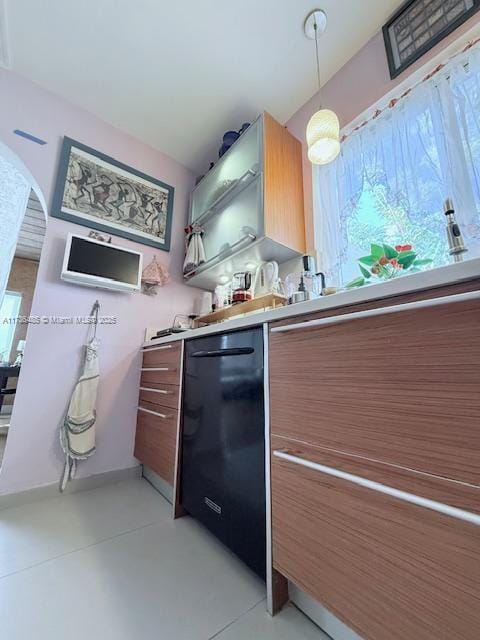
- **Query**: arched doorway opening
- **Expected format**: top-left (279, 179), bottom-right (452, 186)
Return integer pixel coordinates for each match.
top-left (0, 143), bottom-right (48, 470)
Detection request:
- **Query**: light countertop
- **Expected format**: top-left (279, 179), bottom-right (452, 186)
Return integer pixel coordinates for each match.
top-left (142, 257), bottom-right (480, 348)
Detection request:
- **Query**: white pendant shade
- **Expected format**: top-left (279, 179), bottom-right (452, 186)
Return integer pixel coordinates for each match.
top-left (306, 109), bottom-right (341, 165)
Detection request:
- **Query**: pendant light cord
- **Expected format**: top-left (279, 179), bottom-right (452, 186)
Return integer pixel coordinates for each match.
top-left (313, 18), bottom-right (322, 108)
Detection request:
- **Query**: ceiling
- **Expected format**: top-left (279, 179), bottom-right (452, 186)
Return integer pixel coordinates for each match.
top-left (5, 0), bottom-right (401, 173)
top-left (15, 190), bottom-right (46, 261)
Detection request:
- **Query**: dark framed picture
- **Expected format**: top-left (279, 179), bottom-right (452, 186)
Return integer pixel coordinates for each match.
top-left (51, 137), bottom-right (175, 251)
top-left (383, 0), bottom-right (480, 79)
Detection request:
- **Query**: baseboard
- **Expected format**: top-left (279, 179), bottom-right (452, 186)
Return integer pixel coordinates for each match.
top-left (142, 465), bottom-right (174, 504)
top-left (0, 464), bottom-right (142, 511)
top-left (289, 583), bottom-right (363, 640)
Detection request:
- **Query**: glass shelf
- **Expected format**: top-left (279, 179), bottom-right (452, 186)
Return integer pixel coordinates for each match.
top-left (184, 233), bottom-right (256, 280)
top-left (190, 118), bottom-right (262, 223)
top-left (197, 173), bottom-right (263, 264)
top-left (185, 115), bottom-right (268, 288)
top-left (194, 166), bottom-right (260, 228)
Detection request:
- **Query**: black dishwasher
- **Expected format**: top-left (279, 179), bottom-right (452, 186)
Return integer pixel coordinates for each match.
top-left (181, 328), bottom-right (266, 580)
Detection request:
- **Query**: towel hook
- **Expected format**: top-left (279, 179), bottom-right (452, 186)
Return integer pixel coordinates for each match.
top-left (90, 300), bottom-right (100, 339)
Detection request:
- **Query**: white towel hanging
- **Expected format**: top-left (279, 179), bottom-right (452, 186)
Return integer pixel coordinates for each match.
top-left (59, 301), bottom-right (100, 492)
top-left (183, 225), bottom-right (206, 274)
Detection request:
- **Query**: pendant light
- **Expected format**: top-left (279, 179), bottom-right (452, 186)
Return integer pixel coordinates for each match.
top-left (304, 9), bottom-right (340, 165)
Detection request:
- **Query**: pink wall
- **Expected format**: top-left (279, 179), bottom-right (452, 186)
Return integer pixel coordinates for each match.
top-left (287, 14), bottom-right (480, 253)
top-left (0, 68), bottom-right (197, 495)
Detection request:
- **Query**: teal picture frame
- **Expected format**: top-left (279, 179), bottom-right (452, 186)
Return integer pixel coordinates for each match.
top-left (51, 137), bottom-right (175, 251)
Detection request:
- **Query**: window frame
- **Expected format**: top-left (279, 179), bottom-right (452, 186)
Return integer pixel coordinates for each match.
top-left (312, 27), bottom-right (480, 285)
top-left (0, 291), bottom-right (22, 364)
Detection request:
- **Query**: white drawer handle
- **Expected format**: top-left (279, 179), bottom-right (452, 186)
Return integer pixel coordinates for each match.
top-left (143, 344), bottom-right (173, 352)
top-left (271, 290), bottom-right (480, 334)
top-left (141, 367), bottom-right (171, 372)
top-left (138, 406), bottom-right (172, 420)
top-left (273, 450), bottom-right (480, 527)
top-left (139, 387), bottom-right (171, 395)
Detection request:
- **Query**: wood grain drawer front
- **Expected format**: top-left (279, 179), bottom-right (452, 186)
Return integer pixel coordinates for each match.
top-left (134, 407), bottom-right (177, 484)
top-left (271, 436), bottom-right (480, 515)
top-left (142, 342), bottom-right (181, 368)
top-left (137, 399), bottom-right (176, 417)
top-left (139, 383), bottom-right (179, 410)
top-left (140, 364), bottom-right (181, 387)
top-left (269, 294), bottom-right (480, 486)
top-left (271, 451), bottom-right (480, 640)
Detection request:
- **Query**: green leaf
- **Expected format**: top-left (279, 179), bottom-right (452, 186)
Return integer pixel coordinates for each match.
top-left (346, 277), bottom-right (365, 289)
top-left (397, 253), bottom-right (416, 269)
top-left (370, 244), bottom-right (384, 260)
top-left (413, 258), bottom-right (432, 266)
top-left (359, 264), bottom-right (372, 279)
top-left (358, 255), bottom-right (377, 266)
top-left (383, 244), bottom-right (398, 259)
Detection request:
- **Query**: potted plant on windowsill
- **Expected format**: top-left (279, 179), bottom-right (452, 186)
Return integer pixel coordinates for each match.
top-left (346, 243), bottom-right (432, 288)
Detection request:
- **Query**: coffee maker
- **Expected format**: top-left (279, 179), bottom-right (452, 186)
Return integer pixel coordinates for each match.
top-left (286, 255), bottom-right (325, 304)
top-left (232, 271), bottom-right (253, 304)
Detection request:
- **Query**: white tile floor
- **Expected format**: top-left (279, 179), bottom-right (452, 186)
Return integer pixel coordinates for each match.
top-left (0, 477), bottom-right (328, 640)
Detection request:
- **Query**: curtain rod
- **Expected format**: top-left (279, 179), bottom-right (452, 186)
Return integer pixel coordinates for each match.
top-left (340, 36), bottom-right (480, 144)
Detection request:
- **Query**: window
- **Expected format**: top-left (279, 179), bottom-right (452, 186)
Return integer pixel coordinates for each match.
top-left (0, 291), bottom-right (22, 364)
top-left (314, 42), bottom-right (480, 286)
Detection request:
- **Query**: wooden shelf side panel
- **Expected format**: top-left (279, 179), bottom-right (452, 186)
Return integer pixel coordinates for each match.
top-left (263, 112), bottom-right (306, 254)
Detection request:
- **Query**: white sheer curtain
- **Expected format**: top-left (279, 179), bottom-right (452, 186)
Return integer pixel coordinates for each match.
top-left (0, 153), bottom-right (30, 305)
top-left (314, 42), bottom-right (480, 285)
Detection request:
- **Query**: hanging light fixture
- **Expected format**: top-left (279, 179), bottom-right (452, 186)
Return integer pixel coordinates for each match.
top-left (304, 9), bottom-right (340, 165)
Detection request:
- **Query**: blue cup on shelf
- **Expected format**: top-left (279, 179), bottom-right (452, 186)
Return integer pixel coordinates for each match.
top-left (218, 130), bottom-right (240, 157)
top-left (216, 123), bottom-right (251, 158)
top-left (223, 130), bottom-right (240, 146)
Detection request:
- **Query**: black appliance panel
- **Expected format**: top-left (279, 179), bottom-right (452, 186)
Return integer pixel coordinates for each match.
top-left (181, 328), bottom-right (266, 579)
top-left (67, 236), bottom-right (140, 284)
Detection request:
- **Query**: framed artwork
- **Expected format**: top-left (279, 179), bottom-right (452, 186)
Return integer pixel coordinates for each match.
top-left (383, 0), bottom-right (480, 79)
top-left (51, 137), bottom-right (175, 251)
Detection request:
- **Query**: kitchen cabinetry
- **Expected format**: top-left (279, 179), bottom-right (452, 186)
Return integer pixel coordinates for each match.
top-left (190, 119), bottom-right (262, 225)
top-left (135, 342), bottom-right (184, 513)
top-left (185, 112), bottom-right (305, 290)
top-left (269, 290), bottom-right (480, 485)
top-left (135, 264), bottom-right (480, 639)
top-left (135, 410), bottom-right (177, 484)
top-left (268, 282), bottom-right (480, 639)
top-left (271, 441), bottom-right (480, 640)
